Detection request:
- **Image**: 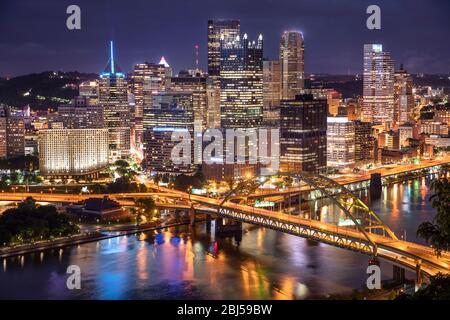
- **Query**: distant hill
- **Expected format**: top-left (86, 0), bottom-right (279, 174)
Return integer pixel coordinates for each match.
top-left (0, 71), bottom-right (98, 110)
top-left (306, 74), bottom-right (450, 99)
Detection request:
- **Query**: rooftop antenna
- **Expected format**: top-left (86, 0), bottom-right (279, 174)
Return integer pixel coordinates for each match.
top-left (110, 41), bottom-right (115, 74)
top-left (194, 44), bottom-right (199, 70)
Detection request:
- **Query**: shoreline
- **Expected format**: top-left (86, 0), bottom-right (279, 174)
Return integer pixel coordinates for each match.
top-left (0, 218), bottom-right (201, 259)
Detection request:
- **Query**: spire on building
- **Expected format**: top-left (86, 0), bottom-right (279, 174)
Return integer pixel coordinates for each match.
top-left (159, 56), bottom-right (170, 68)
top-left (103, 41), bottom-right (122, 75)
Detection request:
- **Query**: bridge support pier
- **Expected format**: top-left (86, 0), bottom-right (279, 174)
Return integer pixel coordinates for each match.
top-left (215, 218), bottom-right (242, 234)
top-left (393, 265), bottom-right (406, 283)
top-left (206, 214), bottom-right (212, 234)
top-left (370, 173), bottom-right (382, 201)
top-left (189, 206), bottom-right (196, 226)
top-left (415, 260), bottom-right (423, 292)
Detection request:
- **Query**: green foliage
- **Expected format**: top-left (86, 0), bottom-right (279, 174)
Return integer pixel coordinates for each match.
top-left (0, 197), bottom-right (79, 245)
top-left (173, 171), bottom-right (206, 192)
top-left (106, 176), bottom-right (147, 193)
top-left (396, 273), bottom-right (450, 300)
top-left (417, 177), bottom-right (450, 255)
top-left (0, 155), bottom-right (39, 171)
top-left (135, 198), bottom-right (159, 223)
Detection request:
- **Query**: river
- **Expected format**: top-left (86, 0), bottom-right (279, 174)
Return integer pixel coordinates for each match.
top-left (0, 175), bottom-right (439, 299)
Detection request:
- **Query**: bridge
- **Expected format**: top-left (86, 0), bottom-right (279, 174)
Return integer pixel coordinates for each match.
top-left (1, 171), bottom-right (450, 281)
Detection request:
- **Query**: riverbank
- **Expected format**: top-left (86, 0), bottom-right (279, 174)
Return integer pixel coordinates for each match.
top-left (0, 216), bottom-right (207, 259)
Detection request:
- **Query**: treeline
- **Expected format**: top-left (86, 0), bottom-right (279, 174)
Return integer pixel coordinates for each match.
top-left (0, 197), bottom-right (79, 245)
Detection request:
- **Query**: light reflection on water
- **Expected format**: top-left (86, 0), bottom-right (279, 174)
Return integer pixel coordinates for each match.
top-left (0, 176), bottom-right (438, 299)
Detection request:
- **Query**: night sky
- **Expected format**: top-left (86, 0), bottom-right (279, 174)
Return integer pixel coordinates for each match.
top-left (0, 0), bottom-right (449, 77)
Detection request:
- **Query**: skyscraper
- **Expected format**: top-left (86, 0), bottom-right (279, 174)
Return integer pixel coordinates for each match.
top-left (280, 31), bottom-right (305, 100)
top-left (263, 60), bottom-right (281, 126)
top-left (0, 105), bottom-right (25, 159)
top-left (207, 19), bottom-right (240, 77)
top-left (142, 92), bottom-right (196, 174)
top-left (394, 64), bottom-right (414, 127)
top-left (58, 96), bottom-right (104, 129)
top-left (354, 120), bottom-right (377, 164)
top-left (169, 74), bottom-right (208, 129)
top-left (280, 94), bottom-right (327, 173)
top-left (362, 44), bottom-right (395, 128)
top-left (220, 33), bottom-right (263, 128)
top-left (38, 128), bottom-right (109, 178)
top-left (130, 62), bottom-right (168, 148)
top-left (327, 117), bottom-right (355, 169)
top-left (99, 41), bottom-right (131, 161)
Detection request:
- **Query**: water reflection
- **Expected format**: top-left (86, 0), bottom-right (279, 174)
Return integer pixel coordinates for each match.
top-left (0, 176), bottom-right (438, 299)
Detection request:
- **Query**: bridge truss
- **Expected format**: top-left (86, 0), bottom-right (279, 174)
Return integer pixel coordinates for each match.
top-left (218, 172), bottom-right (399, 257)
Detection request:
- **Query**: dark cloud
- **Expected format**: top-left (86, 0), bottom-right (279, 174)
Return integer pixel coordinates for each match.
top-left (0, 0), bottom-right (449, 76)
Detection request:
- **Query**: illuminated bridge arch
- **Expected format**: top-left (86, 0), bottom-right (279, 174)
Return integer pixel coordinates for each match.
top-left (217, 172), bottom-right (398, 257)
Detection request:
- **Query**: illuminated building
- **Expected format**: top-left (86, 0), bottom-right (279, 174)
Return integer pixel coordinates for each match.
top-left (419, 120), bottom-right (449, 136)
top-left (263, 60), bottom-right (281, 126)
top-left (280, 31), bottom-right (305, 99)
top-left (327, 90), bottom-right (342, 116)
top-left (206, 77), bottom-right (221, 129)
top-left (434, 104), bottom-right (450, 124)
top-left (220, 33), bottom-right (263, 128)
top-left (0, 105), bottom-right (25, 159)
top-left (378, 130), bottom-right (400, 150)
top-left (354, 120), bottom-right (377, 164)
top-left (130, 62), bottom-right (168, 147)
top-left (79, 80), bottom-right (99, 104)
top-left (38, 128), bottom-right (109, 177)
top-left (143, 92), bottom-right (196, 175)
top-left (207, 19), bottom-right (240, 77)
top-left (399, 123), bottom-right (414, 148)
top-left (280, 94), bottom-right (327, 173)
top-left (394, 65), bottom-right (414, 127)
top-left (362, 44), bottom-right (395, 128)
top-left (327, 117), bottom-right (355, 169)
top-left (168, 74), bottom-right (208, 129)
top-left (58, 96), bottom-right (104, 129)
top-left (344, 98), bottom-right (362, 121)
top-left (99, 41), bottom-right (131, 161)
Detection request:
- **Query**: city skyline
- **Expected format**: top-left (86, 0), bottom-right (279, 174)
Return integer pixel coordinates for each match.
top-left (1, 0), bottom-right (450, 77)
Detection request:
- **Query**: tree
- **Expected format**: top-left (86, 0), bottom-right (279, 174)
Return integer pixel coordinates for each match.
top-left (417, 177), bottom-right (450, 256)
top-left (173, 173), bottom-right (205, 192)
top-left (0, 197), bottom-right (79, 245)
top-left (135, 198), bottom-right (157, 218)
top-left (396, 273), bottom-right (450, 300)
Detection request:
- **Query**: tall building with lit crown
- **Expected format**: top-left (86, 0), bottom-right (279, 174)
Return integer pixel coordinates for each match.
top-left (220, 33), bottom-right (263, 128)
top-left (280, 94), bottom-right (327, 173)
top-left (263, 60), bottom-right (281, 126)
top-left (130, 62), bottom-right (168, 148)
top-left (362, 44), bottom-right (395, 128)
top-left (394, 64), bottom-right (414, 127)
top-left (38, 128), bottom-right (109, 177)
top-left (207, 19), bottom-right (240, 77)
top-left (327, 117), bottom-right (355, 169)
top-left (280, 31), bottom-right (305, 99)
top-left (99, 41), bottom-right (131, 161)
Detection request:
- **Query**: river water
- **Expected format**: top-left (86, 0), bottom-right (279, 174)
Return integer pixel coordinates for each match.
top-left (0, 175), bottom-right (438, 299)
